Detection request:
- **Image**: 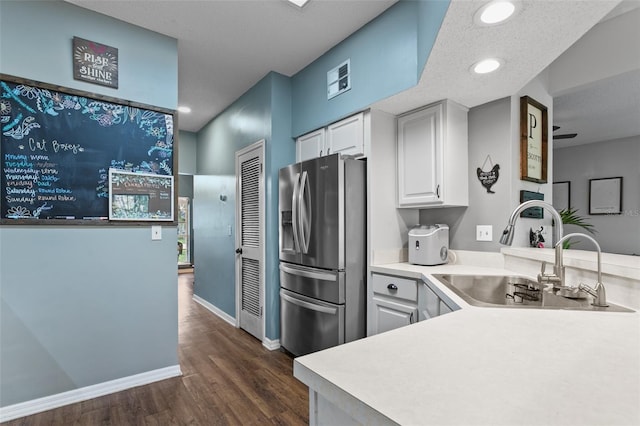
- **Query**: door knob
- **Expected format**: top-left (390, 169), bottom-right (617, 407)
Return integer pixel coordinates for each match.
top-left (235, 248), bottom-right (242, 254)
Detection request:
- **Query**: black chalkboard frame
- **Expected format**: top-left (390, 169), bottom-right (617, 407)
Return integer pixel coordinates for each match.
top-left (0, 73), bottom-right (178, 226)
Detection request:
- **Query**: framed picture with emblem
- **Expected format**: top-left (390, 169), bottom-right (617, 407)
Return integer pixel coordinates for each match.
top-left (520, 96), bottom-right (548, 183)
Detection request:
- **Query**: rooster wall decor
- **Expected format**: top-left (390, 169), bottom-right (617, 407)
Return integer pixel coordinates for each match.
top-left (477, 154), bottom-right (500, 194)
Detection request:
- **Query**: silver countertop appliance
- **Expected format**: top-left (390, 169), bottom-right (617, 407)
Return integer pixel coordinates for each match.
top-left (408, 224), bottom-right (449, 266)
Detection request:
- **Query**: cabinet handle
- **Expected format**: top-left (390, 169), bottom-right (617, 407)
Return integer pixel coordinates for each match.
top-left (327, 147), bottom-right (331, 155)
top-left (387, 283), bottom-right (398, 291)
top-left (410, 311), bottom-right (414, 323)
top-left (436, 184), bottom-right (440, 198)
top-left (320, 149), bottom-right (323, 156)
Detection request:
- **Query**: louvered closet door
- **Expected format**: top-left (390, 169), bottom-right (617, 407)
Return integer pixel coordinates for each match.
top-left (236, 143), bottom-right (264, 341)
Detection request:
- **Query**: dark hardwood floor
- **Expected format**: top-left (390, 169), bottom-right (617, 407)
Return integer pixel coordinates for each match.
top-left (4, 274), bottom-right (308, 425)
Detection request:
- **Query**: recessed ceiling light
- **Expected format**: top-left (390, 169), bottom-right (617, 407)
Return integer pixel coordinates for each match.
top-left (475, 1), bottom-right (517, 25)
top-left (177, 106), bottom-right (191, 113)
top-left (472, 58), bottom-right (503, 74)
top-left (287, 0), bottom-right (310, 8)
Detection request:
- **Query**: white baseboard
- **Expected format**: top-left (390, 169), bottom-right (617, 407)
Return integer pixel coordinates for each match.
top-left (0, 365), bottom-right (182, 423)
top-left (192, 294), bottom-right (237, 327)
top-left (263, 337), bottom-right (281, 351)
top-left (192, 296), bottom-right (279, 351)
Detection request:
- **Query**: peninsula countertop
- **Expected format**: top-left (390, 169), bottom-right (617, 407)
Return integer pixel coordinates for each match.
top-left (293, 262), bottom-right (640, 425)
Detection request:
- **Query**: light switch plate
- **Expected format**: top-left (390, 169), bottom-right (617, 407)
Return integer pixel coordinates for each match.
top-left (151, 225), bottom-right (162, 240)
top-left (476, 225), bottom-right (492, 242)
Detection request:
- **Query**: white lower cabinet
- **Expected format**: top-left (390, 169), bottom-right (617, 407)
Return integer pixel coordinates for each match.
top-left (370, 273), bottom-right (418, 336)
top-left (371, 298), bottom-right (418, 334)
top-left (419, 278), bottom-right (459, 320)
top-left (369, 273), bottom-right (460, 335)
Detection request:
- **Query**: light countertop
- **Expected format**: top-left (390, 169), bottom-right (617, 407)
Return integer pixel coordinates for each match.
top-left (294, 263), bottom-right (640, 425)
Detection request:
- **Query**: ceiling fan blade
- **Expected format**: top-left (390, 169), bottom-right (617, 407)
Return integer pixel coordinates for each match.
top-left (553, 133), bottom-right (578, 140)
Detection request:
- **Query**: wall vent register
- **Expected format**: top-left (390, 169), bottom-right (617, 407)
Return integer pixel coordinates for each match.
top-left (327, 59), bottom-right (351, 100)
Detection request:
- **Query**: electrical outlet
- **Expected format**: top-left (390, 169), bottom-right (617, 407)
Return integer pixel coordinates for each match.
top-left (476, 225), bottom-right (493, 242)
top-left (151, 225), bottom-right (162, 240)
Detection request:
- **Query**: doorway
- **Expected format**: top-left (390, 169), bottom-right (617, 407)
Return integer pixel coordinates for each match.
top-left (235, 140), bottom-right (265, 341)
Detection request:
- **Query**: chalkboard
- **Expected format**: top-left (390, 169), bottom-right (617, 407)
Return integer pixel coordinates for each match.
top-left (0, 74), bottom-right (175, 224)
top-left (109, 169), bottom-right (174, 221)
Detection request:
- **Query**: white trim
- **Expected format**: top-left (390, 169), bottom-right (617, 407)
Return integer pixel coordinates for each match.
top-left (0, 365), bottom-right (181, 423)
top-left (262, 337), bottom-right (281, 351)
top-left (193, 294), bottom-right (237, 327)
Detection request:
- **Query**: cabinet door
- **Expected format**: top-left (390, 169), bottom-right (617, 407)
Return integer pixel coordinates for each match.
top-left (371, 297), bottom-right (417, 335)
top-left (420, 282), bottom-right (441, 320)
top-left (326, 112), bottom-right (364, 158)
top-left (397, 104), bottom-right (443, 207)
top-left (296, 128), bottom-right (325, 163)
top-left (439, 299), bottom-right (453, 316)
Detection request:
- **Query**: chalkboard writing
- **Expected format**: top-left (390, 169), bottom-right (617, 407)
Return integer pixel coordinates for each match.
top-left (109, 170), bottom-right (173, 221)
top-left (0, 75), bottom-right (175, 223)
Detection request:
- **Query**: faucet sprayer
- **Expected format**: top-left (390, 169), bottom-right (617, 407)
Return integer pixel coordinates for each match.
top-left (499, 200), bottom-right (564, 247)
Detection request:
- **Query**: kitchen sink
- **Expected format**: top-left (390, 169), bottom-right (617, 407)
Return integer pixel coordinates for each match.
top-left (433, 274), bottom-right (634, 313)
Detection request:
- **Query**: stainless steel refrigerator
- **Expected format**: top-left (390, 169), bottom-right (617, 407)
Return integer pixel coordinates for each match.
top-left (279, 153), bottom-right (366, 356)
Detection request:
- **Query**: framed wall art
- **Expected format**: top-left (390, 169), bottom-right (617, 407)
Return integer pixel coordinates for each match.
top-left (520, 96), bottom-right (548, 183)
top-left (109, 169), bottom-right (174, 221)
top-left (0, 73), bottom-right (176, 225)
top-left (589, 177), bottom-right (622, 215)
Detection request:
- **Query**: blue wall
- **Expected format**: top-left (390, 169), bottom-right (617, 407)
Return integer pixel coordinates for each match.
top-left (193, 1), bottom-right (449, 342)
top-left (178, 130), bottom-right (198, 175)
top-left (265, 73), bottom-right (294, 338)
top-left (0, 0), bottom-right (179, 407)
top-left (194, 72), bottom-right (293, 340)
top-left (290, 0), bottom-right (449, 136)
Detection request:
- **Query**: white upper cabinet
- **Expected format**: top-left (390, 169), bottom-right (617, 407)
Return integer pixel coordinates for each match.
top-left (296, 111), bottom-right (367, 162)
top-left (326, 112), bottom-right (364, 158)
top-left (397, 100), bottom-right (468, 208)
top-left (296, 128), bottom-right (325, 163)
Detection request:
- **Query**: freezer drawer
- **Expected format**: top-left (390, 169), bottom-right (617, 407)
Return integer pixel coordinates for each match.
top-left (280, 288), bottom-right (345, 357)
top-left (279, 262), bottom-right (345, 304)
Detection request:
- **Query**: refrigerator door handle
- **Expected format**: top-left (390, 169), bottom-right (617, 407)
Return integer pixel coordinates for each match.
top-left (292, 172), bottom-right (301, 252)
top-left (281, 291), bottom-right (337, 315)
top-left (299, 170), bottom-right (312, 254)
top-left (279, 263), bottom-right (337, 282)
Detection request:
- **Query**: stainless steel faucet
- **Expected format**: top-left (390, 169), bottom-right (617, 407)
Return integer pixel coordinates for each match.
top-left (500, 200), bottom-right (565, 287)
top-left (555, 233), bottom-right (608, 307)
top-left (499, 200), bottom-right (564, 247)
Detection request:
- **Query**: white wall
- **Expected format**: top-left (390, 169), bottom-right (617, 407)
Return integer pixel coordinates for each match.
top-left (554, 136), bottom-right (640, 255)
top-left (368, 109), bottom-right (418, 264)
top-left (418, 74), bottom-right (555, 252)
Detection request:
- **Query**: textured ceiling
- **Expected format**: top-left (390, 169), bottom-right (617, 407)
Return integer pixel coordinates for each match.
top-left (65, 0), bottom-right (398, 132)
top-left (373, 0), bottom-right (620, 114)
top-left (64, 0), bottom-right (639, 148)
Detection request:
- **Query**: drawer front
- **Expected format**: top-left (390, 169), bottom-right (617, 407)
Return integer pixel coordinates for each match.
top-left (372, 273), bottom-right (418, 302)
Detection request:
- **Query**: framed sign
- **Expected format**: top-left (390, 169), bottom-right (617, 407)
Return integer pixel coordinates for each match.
top-left (520, 96), bottom-right (548, 183)
top-left (109, 170), bottom-right (174, 221)
top-left (519, 190), bottom-right (544, 219)
top-left (73, 37), bottom-right (119, 89)
top-left (589, 177), bottom-right (622, 215)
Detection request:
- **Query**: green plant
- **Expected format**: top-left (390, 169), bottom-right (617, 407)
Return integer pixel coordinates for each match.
top-left (558, 207), bottom-right (596, 249)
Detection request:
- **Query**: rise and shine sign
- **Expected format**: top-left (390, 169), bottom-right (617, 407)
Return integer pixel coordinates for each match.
top-left (73, 37), bottom-right (118, 89)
